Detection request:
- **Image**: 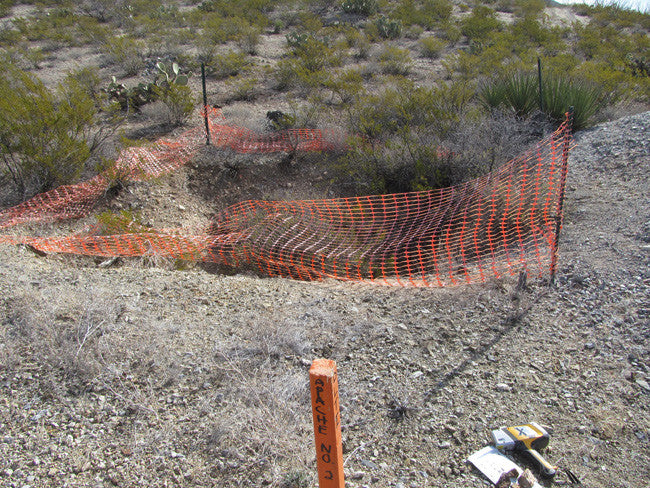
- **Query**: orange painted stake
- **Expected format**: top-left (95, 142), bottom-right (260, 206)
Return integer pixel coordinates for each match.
top-left (309, 359), bottom-right (345, 488)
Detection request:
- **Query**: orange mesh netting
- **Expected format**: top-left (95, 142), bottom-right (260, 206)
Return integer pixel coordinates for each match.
top-left (0, 110), bottom-right (572, 287)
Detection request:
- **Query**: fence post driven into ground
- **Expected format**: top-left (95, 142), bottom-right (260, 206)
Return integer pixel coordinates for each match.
top-left (537, 57), bottom-right (544, 113)
top-left (310, 359), bottom-right (345, 488)
top-left (201, 63), bottom-right (211, 145)
top-left (550, 107), bottom-right (574, 283)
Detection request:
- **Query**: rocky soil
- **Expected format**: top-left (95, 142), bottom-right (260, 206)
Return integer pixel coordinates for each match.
top-left (0, 110), bottom-right (648, 488)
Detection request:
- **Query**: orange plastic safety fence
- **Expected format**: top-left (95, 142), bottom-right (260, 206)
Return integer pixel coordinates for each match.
top-left (0, 111), bottom-right (572, 287)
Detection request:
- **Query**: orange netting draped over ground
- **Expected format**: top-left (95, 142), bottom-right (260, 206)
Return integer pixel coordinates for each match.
top-left (0, 110), bottom-right (572, 287)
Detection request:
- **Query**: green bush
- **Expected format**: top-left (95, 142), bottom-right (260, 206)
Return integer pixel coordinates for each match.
top-left (197, 0), bottom-right (274, 27)
top-left (376, 45), bottom-right (412, 75)
top-left (323, 68), bottom-right (364, 105)
top-left (153, 83), bottom-right (195, 126)
top-left (391, 0), bottom-right (453, 29)
top-left (235, 23), bottom-right (261, 55)
top-left (0, 1), bottom-right (12, 18)
top-left (206, 50), bottom-right (251, 79)
top-left (572, 2), bottom-right (650, 30)
top-left (0, 64), bottom-right (97, 196)
top-left (274, 35), bottom-right (341, 92)
top-left (103, 36), bottom-right (145, 76)
top-left (419, 36), bottom-right (445, 59)
top-left (461, 6), bottom-right (502, 41)
top-left (226, 75), bottom-right (259, 101)
top-left (336, 80), bottom-right (473, 194)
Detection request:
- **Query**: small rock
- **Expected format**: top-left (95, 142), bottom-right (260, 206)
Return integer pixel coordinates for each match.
top-left (636, 379), bottom-right (650, 391)
top-left (517, 468), bottom-right (537, 488)
top-left (360, 459), bottom-right (378, 470)
top-left (438, 441), bottom-right (452, 449)
top-left (496, 383), bottom-right (511, 392)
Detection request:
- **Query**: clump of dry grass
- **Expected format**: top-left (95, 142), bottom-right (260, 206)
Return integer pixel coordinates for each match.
top-left (2, 287), bottom-right (123, 388)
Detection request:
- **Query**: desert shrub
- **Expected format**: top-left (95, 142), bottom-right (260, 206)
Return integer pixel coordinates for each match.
top-left (103, 35), bottom-right (146, 76)
top-left (446, 110), bottom-right (552, 180)
top-left (461, 6), bottom-right (502, 41)
top-left (9, 7), bottom-right (108, 47)
top-left (510, 16), bottom-right (551, 46)
top-left (274, 58), bottom-right (301, 91)
top-left (152, 83), bottom-right (194, 126)
top-left (625, 53), bottom-right (650, 78)
top-left (322, 68), bottom-right (364, 105)
top-left (419, 36), bottom-right (445, 59)
top-left (404, 24), bottom-right (424, 40)
top-left (572, 2), bottom-right (650, 30)
top-left (341, 0), bottom-right (378, 16)
top-left (200, 14), bottom-right (262, 47)
top-left (11, 8), bottom-right (76, 44)
top-left (235, 23), bottom-right (262, 55)
top-left (375, 16), bottom-right (402, 39)
top-left (439, 21), bottom-right (461, 44)
top-left (0, 1), bottom-right (12, 18)
top-left (197, 0), bottom-right (274, 27)
top-left (274, 36), bottom-right (341, 92)
top-left (376, 45), bottom-right (412, 75)
top-left (336, 80), bottom-right (473, 194)
top-left (342, 26), bottom-right (371, 59)
top-left (0, 64), bottom-right (99, 196)
top-left (497, 0), bottom-right (545, 18)
top-left (226, 75), bottom-right (259, 101)
top-left (391, 0), bottom-right (453, 29)
top-left (205, 50), bottom-right (251, 79)
top-left (3, 290), bottom-right (124, 386)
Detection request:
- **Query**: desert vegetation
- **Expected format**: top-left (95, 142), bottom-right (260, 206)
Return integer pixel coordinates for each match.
top-left (0, 1), bottom-right (649, 487)
top-left (0, 0), bottom-right (648, 203)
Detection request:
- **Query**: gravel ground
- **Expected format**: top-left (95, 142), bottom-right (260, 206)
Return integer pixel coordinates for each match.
top-left (0, 111), bottom-right (648, 488)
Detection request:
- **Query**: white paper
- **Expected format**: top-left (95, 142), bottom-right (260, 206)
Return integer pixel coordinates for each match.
top-left (467, 446), bottom-right (544, 487)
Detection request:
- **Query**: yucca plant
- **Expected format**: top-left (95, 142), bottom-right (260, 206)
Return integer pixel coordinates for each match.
top-left (480, 70), bottom-right (611, 130)
top-left (479, 72), bottom-right (538, 118)
top-left (542, 75), bottom-right (610, 131)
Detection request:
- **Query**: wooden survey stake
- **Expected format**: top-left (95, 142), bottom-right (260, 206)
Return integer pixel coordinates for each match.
top-left (310, 359), bottom-right (345, 488)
